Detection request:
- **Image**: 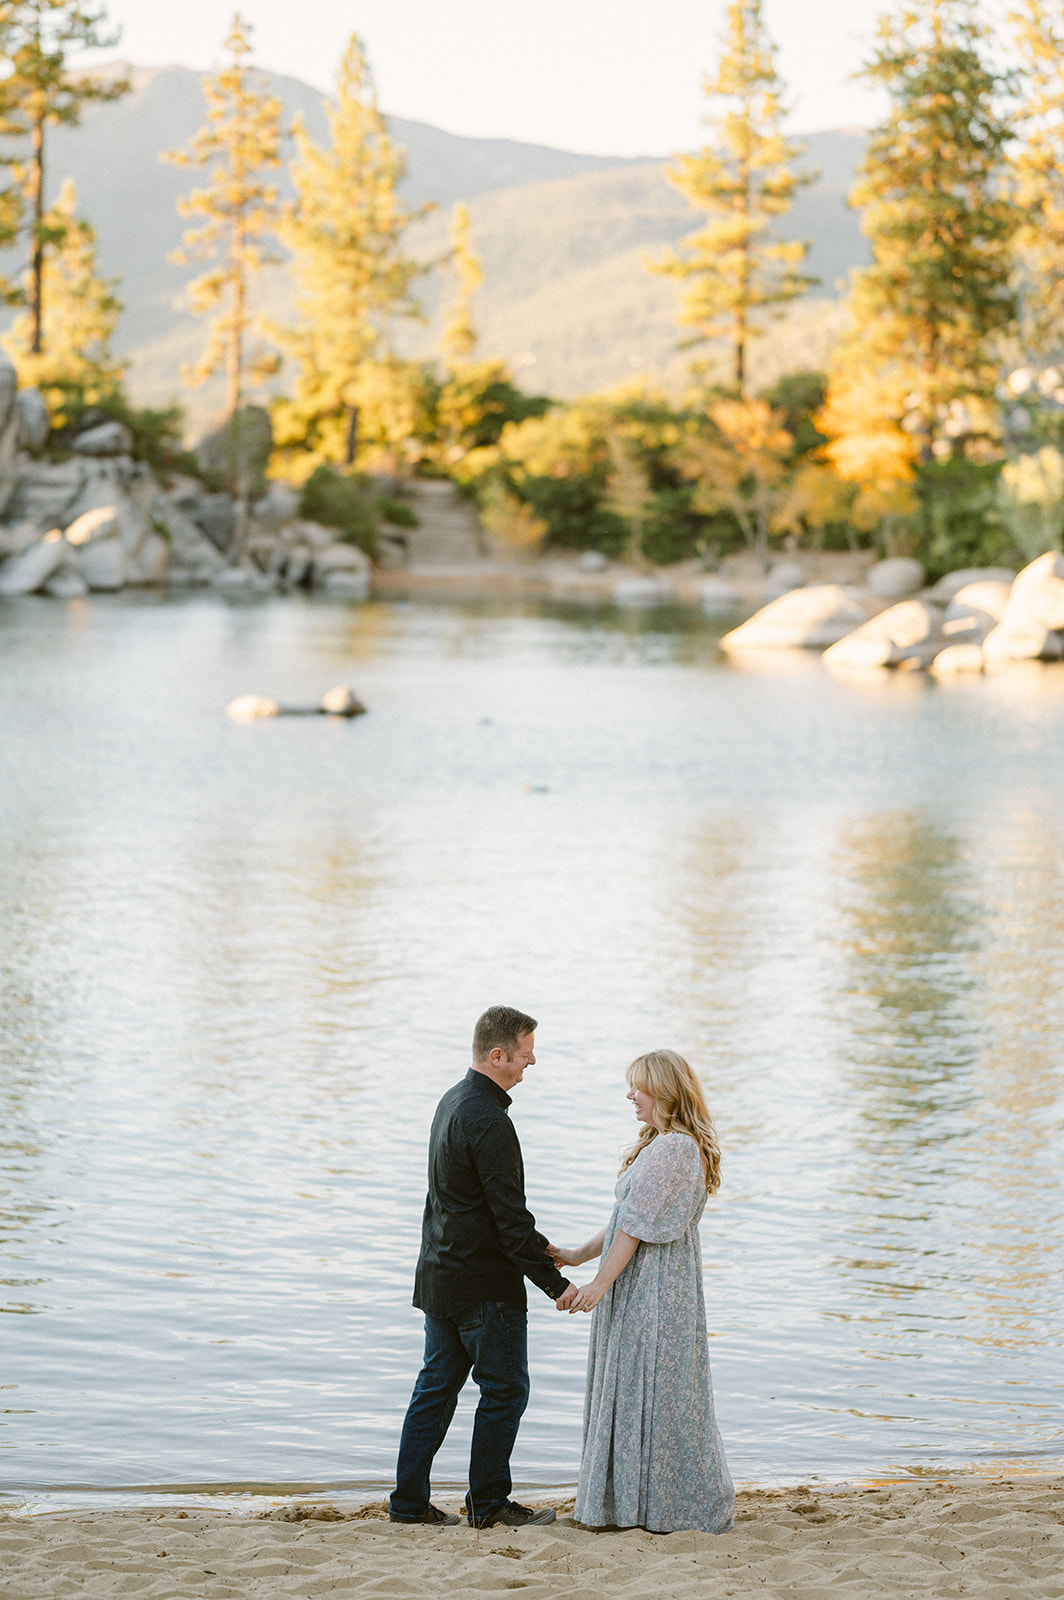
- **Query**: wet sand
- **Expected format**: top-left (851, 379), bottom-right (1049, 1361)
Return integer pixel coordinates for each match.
top-left (4, 1478), bottom-right (1063, 1598)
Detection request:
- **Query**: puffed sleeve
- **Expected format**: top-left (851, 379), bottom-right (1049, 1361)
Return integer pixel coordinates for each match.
top-left (616, 1134), bottom-right (703, 1243)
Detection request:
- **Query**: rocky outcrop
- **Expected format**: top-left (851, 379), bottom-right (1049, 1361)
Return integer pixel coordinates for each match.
top-left (720, 585), bottom-right (887, 651)
top-left (930, 643), bottom-right (986, 677)
top-left (71, 420), bottom-right (134, 457)
top-left (0, 530), bottom-right (68, 596)
top-left (982, 553), bottom-right (1064, 663)
top-left (926, 567), bottom-right (1017, 604)
top-left (866, 557), bottom-right (925, 599)
top-left (823, 598), bottom-right (943, 670)
top-left (15, 388), bottom-right (49, 451)
top-left (196, 405), bottom-right (273, 498)
top-left (700, 576), bottom-right (742, 614)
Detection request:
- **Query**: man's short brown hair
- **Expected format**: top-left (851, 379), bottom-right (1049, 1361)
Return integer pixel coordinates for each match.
top-left (472, 1006), bottom-right (538, 1061)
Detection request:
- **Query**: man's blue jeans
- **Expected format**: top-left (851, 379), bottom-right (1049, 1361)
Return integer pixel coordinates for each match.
top-left (390, 1301), bottom-right (530, 1523)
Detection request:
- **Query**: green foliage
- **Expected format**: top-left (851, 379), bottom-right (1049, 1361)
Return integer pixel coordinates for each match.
top-left (653, 0), bottom-right (814, 393)
top-left (0, 1), bottom-right (129, 333)
top-left (852, 0), bottom-right (1017, 433)
top-left (760, 370), bottom-right (828, 458)
top-left (3, 177), bottom-right (125, 420)
top-left (276, 32), bottom-right (424, 470)
top-left (163, 13), bottom-right (283, 412)
top-left (377, 494), bottom-right (418, 527)
top-left (915, 458), bottom-right (1015, 578)
top-left (435, 362), bottom-right (551, 461)
top-left (298, 462), bottom-right (378, 555)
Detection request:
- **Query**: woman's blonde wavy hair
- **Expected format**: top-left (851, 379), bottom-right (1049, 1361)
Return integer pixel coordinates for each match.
top-left (620, 1049), bottom-right (721, 1194)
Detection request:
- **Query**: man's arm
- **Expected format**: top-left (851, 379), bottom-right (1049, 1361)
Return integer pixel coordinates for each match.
top-left (469, 1115), bottom-right (571, 1301)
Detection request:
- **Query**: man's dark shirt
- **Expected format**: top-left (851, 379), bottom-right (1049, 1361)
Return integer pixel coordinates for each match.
top-left (413, 1069), bottom-right (570, 1320)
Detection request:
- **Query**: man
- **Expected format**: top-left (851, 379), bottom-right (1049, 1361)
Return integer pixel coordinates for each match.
top-left (390, 1006), bottom-right (576, 1529)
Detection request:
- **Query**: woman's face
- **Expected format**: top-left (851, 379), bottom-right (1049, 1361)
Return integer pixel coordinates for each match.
top-left (627, 1081), bottom-right (657, 1127)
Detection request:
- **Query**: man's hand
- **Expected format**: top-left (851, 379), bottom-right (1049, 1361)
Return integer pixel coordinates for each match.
top-left (555, 1282), bottom-right (579, 1310)
top-left (567, 1279), bottom-right (606, 1314)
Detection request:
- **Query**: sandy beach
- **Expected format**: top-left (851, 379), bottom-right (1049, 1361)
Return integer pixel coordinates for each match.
top-left (3, 1479), bottom-right (1062, 1599)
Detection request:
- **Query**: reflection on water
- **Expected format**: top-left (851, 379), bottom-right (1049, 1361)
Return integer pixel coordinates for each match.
top-left (1, 593), bottom-right (1062, 1502)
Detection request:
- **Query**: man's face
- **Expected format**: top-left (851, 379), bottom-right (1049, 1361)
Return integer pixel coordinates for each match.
top-left (492, 1031), bottom-right (536, 1090)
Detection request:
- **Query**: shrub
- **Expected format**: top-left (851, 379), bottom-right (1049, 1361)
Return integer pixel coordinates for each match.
top-left (377, 495), bottom-right (419, 527)
top-left (298, 464), bottom-right (379, 556)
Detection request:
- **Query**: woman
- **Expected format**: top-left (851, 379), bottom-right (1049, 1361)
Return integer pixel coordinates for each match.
top-left (549, 1050), bottom-right (734, 1535)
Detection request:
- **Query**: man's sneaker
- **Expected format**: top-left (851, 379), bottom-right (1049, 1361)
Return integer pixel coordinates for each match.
top-left (471, 1501), bottom-right (556, 1529)
top-left (389, 1504), bottom-right (460, 1526)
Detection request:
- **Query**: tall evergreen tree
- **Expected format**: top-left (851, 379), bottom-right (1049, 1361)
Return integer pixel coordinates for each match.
top-left (843, 0), bottom-right (1016, 447)
top-left (164, 12), bottom-right (283, 417)
top-left (2, 174), bottom-right (124, 418)
top-left (0, 0), bottom-right (128, 344)
top-left (1009, 1), bottom-right (1064, 354)
top-left (652, 0), bottom-right (813, 396)
top-left (440, 202), bottom-right (482, 366)
top-left (275, 32), bottom-right (423, 469)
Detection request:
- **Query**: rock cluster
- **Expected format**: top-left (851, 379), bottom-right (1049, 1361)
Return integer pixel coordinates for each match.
top-left (719, 553), bottom-right (1064, 677)
top-left (0, 366), bottom-right (371, 601)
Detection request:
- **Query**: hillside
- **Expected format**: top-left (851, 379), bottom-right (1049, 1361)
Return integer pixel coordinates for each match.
top-left (6, 64), bottom-right (869, 426)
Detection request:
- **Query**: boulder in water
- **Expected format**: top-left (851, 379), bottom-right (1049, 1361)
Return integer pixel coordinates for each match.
top-left (43, 563), bottom-right (89, 599)
top-left (866, 557), bottom-right (925, 599)
top-left (764, 559), bottom-right (805, 600)
top-left (823, 598), bottom-right (942, 670)
top-left (700, 576), bottom-right (742, 614)
top-left (612, 574), bottom-right (669, 605)
top-left (78, 537), bottom-right (124, 591)
top-left (321, 684), bottom-right (367, 717)
top-left (227, 694), bottom-right (281, 720)
top-left (0, 530), bottom-right (66, 595)
top-left (926, 566), bottom-right (1017, 604)
top-left (981, 552), bottom-right (1064, 662)
top-left (720, 584), bottom-right (886, 651)
top-left (930, 643), bottom-right (985, 677)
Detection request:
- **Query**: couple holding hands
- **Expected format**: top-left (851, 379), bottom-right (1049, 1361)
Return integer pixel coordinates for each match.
top-left (389, 1006), bottom-right (734, 1537)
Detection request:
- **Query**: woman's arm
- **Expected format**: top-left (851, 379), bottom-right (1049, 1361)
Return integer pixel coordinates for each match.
top-left (568, 1229), bottom-right (640, 1312)
top-left (546, 1227), bottom-right (607, 1269)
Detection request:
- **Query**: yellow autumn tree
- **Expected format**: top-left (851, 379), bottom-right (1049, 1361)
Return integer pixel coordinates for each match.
top-left (1010, 1), bottom-right (1064, 353)
top-left (440, 202), bottom-right (482, 366)
top-left (0, 1), bottom-right (128, 341)
top-left (274, 32), bottom-right (424, 472)
top-left (2, 175), bottom-right (124, 421)
top-left (680, 398), bottom-right (793, 569)
top-left (163, 12), bottom-right (282, 415)
top-left (653, 0), bottom-right (813, 396)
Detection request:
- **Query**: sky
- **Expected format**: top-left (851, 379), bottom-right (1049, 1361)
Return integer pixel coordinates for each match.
top-left (79, 0), bottom-right (892, 156)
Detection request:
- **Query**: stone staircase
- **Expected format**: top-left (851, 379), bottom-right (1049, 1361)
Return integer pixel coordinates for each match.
top-left (402, 481), bottom-right (487, 565)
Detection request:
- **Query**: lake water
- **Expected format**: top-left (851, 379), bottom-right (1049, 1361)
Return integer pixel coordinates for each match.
top-left (1, 591), bottom-right (1063, 1509)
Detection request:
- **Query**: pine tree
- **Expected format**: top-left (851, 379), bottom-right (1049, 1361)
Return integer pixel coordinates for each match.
top-left (844, 0), bottom-right (1016, 448)
top-left (275, 32), bottom-right (423, 470)
top-left (0, 1), bottom-right (128, 341)
top-left (2, 175), bottom-right (124, 420)
top-left (652, 0), bottom-right (813, 396)
top-left (440, 202), bottom-right (482, 366)
top-left (164, 13), bottom-right (283, 417)
top-left (1009, 1), bottom-right (1064, 354)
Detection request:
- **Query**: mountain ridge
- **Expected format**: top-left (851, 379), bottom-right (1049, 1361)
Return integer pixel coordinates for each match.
top-left (4, 63), bottom-right (869, 423)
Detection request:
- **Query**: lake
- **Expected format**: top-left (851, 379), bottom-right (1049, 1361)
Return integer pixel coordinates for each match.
top-left (1, 590), bottom-right (1062, 1509)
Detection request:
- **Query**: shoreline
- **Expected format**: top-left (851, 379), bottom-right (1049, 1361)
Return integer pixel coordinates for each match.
top-left (3, 1477), bottom-right (1062, 1597)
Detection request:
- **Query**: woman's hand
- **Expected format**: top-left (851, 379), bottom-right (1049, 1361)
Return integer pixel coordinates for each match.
top-left (546, 1242), bottom-right (577, 1268)
top-left (567, 1278), bottom-right (607, 1313)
